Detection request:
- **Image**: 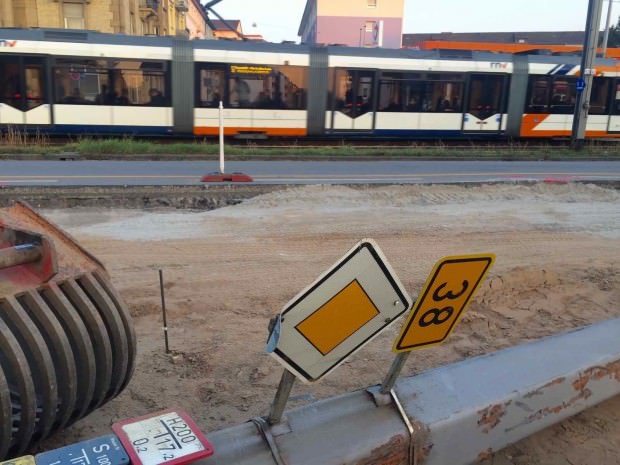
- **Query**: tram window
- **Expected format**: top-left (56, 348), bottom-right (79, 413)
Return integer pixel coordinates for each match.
top-left (422, 79), bottom-right (464, 112)
top-left (526, 76), bottom-right (549, 113)
top-left (403, 81), bottom-right (424, 111)
top-left (54, 59), bottom-right (168, 106)
top-left (110, 61), bottom-right (168, 106)
top-left (278, 66), bottom-right (307, 110)
top-left (24, 64), bottom-right (46, 110)
top-left (0, 58), bottom-right (21, 109)
top-left (614, 83), bottom-right (620, 115)
top-left (198, 68), bottom-right (225, 107)
top-left (589, 78), bottom-right (610, 114)
top-left (226, 65), bottom-right (307, 110)
top-left (326, 68), bottom-right (335, 110)
top-left (55, 59), bottom-right (110, 104)
top-left (334, 69), bottom-right (354, 116)
top-left (468, 75), bottom-right (504, 118)
top-left (378, 80), bottom-right (402, 111)
top-left (550, 77), bottom-right (576, 114)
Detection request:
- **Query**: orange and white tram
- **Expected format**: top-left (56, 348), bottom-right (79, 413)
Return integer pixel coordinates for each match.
top-left (1, 28), bottom-right (619, 139)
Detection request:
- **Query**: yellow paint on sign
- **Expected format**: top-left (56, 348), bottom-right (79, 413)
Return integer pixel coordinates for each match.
top-left (296, 279), bottom-right (380, 355)
top-left (393, 254), bottom-right (495, 352)
top-left (0, 455), bottom-right (36, 465)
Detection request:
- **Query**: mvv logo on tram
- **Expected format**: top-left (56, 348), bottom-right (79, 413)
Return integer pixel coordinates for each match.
top-left (393, 254), bottom-right (495, 352)
top-left (0, 40), bottom-right (17, 47)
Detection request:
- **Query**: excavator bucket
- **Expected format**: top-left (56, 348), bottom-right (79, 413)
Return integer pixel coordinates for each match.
top-left (0, 202), bottom-right (136, 459)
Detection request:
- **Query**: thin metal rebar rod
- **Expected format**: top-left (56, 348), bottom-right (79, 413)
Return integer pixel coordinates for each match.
top-left (159, 269), bottom-right (170, 354)
top-left (0, 244), bottom-right (41, 270)
top-left (268, 369), bottom-right (296, 425)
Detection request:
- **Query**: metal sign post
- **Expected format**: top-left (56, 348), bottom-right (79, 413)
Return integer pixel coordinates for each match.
top-left (602, 0), bottom-right (614, 57)
top-left (380, 352), bottom-right (410, 394)
top-left (267, 369), bottom-right (296, 425)
top-left (571, 0), bottom-right (604, 149)
top-left (200, 100), bottom-right (253, 183)
top-left (218, 100), bottom-right (225, 174)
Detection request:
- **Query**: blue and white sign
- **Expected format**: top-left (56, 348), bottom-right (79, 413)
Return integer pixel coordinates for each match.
top-left (576, 78), bottom-right (586, 93)
top-left (36, 435), bottom-right (129, 465)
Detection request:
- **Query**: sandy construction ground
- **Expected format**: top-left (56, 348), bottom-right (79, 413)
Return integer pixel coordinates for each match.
top-left (38, 182), bottom-right (620, 464)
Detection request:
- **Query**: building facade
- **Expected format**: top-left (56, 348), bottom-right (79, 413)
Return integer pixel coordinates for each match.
top-left (298, 0), bottom-right (404, 48)
top-left (0, 0), bottom-right (143, 34)
top-left (0, 0), bottom-right (191, 37)
top-left (186, 0), bottom-right (212, 39)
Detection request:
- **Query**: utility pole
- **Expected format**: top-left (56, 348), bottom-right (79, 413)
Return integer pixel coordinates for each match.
top-left (601, 0), bottom-right (614, 57)
top-left (571, 0), bottom-right (604, 150)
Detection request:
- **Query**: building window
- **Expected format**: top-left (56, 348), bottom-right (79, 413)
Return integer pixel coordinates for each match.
top-left (63, 3), bottom-right (85, 30)
top-left (368, 0), bottom-right (377, 7)
top-left (365, 21), bottom-right (375, 32)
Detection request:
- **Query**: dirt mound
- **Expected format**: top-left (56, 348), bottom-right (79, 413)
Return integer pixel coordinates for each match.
top-left (38, 183), bottom-right (620, 464)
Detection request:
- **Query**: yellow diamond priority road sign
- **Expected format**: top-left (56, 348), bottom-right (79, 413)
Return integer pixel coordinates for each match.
top-left (268, 239), bottom-right (412, 382)
top-left (393, 254), bottom-right (495, 353)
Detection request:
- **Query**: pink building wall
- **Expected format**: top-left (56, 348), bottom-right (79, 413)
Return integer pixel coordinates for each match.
top-left (316, 16), bottom-right (402, 48)
top-left (299, 0), bottom-right (404, 48)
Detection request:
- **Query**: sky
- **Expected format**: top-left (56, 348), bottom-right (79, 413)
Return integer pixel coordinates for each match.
top-left (208, 0), bottom-right (620, 43)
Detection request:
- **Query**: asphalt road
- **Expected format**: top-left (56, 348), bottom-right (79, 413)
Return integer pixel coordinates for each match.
top-left (0, 160), bottom-right (619, 186)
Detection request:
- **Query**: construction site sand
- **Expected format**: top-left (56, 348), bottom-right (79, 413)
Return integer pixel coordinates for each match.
top-left (39, 183), bottom-right (619, 465)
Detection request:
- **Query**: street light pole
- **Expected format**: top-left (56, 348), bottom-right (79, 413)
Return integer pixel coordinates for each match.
top-left (571, 0), bottom-right (604, 150)
top-left (602, 0), bottom-right (614, 57)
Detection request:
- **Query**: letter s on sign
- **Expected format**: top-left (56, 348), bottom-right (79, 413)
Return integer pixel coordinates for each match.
top-left (93, 444), bottom-right (111, 454)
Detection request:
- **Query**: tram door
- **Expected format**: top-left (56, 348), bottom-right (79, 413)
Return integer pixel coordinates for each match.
top-left (331, 69), bottom-right (375, 132)
top-left (608, 80), bottom-right (620, 133)
top-left (462, 74), bottom-right (507, 133)
top-left (0, 56), bottom-right (51, 128)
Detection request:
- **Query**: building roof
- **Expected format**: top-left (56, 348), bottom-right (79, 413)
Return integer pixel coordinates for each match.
top-left (210, 19), bottom-right (242, 32)
top-left (403, 31), bottom-right (587, 47)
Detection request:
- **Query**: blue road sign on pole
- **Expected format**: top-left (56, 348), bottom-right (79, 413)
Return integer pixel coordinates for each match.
top-left (576, 78), bottom-right (586, 92)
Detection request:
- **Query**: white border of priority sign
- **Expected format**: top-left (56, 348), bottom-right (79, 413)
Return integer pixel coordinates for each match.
top-left (112, 409), bottom-right (213, 465)
top-left (268, 239), bottom-right (412, 382)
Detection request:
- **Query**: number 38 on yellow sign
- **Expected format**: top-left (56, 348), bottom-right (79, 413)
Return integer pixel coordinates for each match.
top-left (393, 254), bottom-right (495, 353)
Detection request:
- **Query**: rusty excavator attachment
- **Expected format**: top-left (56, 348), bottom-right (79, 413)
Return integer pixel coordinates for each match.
top-left (0, 202), bottom-right (136, 459)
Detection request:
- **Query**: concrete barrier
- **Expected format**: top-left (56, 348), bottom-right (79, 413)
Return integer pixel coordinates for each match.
top-left (198, 317), bottom-right (620, 465)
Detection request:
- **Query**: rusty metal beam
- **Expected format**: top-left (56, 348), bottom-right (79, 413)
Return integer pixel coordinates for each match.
top-left (197, 318), bottom-right (620, 465)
